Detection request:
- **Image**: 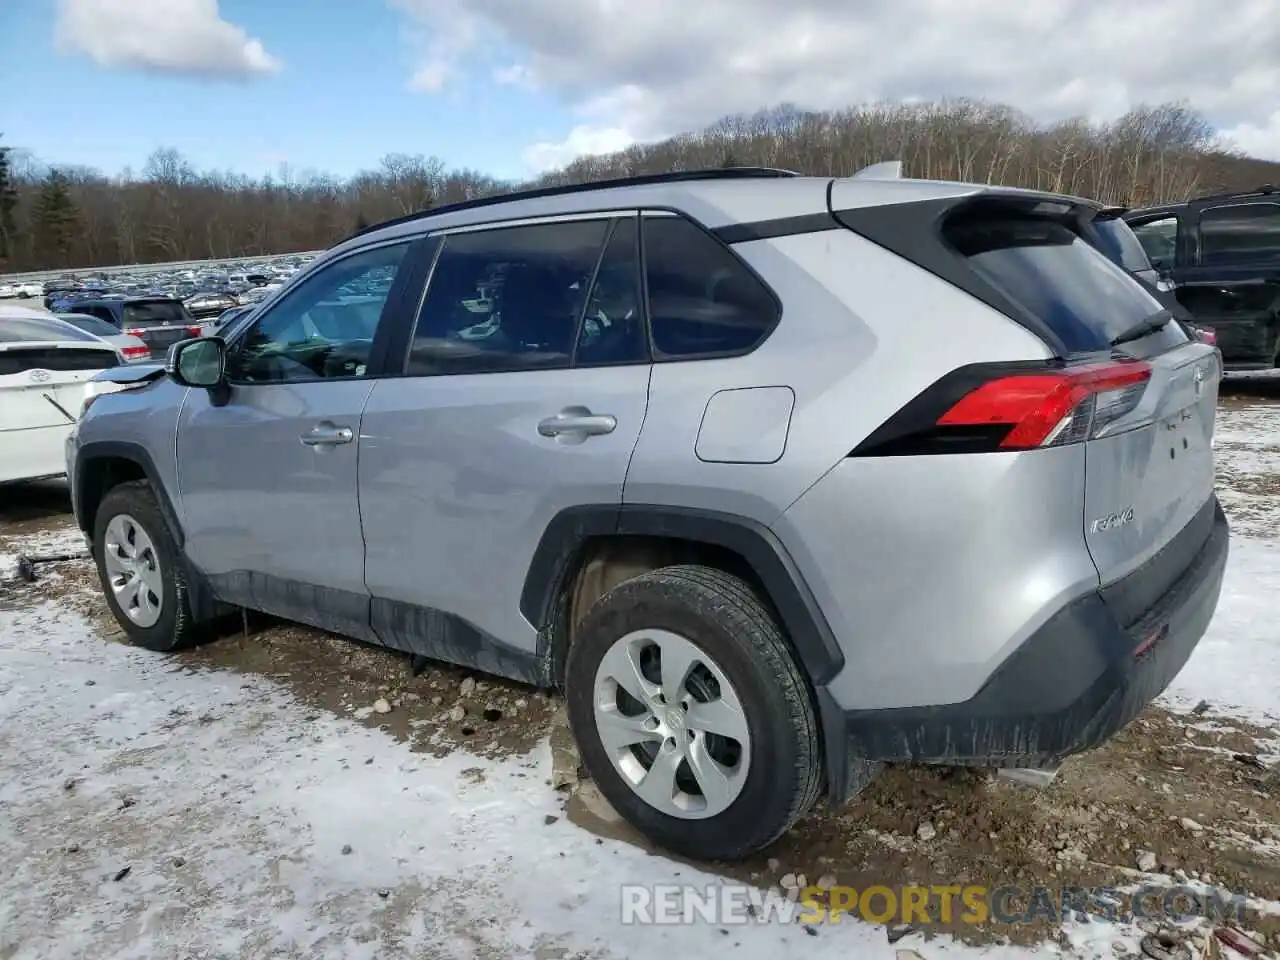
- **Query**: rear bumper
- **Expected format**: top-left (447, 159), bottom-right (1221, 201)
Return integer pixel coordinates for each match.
top-left (822, 497), bottom-right (1229, 798)
top-left (0, 425), bottom-right (73, 484)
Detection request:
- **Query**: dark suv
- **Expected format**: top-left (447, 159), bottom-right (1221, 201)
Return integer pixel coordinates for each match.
top-left (49, 296), bottom-right (203, 359)
top-left (1125, 187), bottom-right (1280, 369)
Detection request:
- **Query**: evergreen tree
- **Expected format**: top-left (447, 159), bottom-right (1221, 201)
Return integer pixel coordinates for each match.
top-left (0, 134), bottom-right (18, 263)
top-left (35, 168), bottom-right (78, 266)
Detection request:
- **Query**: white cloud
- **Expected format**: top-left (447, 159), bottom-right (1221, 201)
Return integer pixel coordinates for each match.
top-left (522, 125), bottom-right (638, 174)
top-left (55, 0), bottom-right (281, 78)
top-left (1222, 112), bottom-right (1280, 162)
top-left (392, 0), bottom-right (1280, 168)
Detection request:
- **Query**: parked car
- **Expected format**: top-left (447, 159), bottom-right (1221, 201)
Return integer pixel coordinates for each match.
top-left (67, 165), bottom-right (1227, 861)
top-left (0, 280), bottom-right (43, 299)
top-left (1078, 207), bottom-right (1217, 347)
top-left (185, 291), bottom-right (239, 319)
top-left (56, 312), bottom-right (152, 362)
top-left (1, 306), bottom-right (122, 485)
top-left (1125, 186), bottom-right (1280, 369)
top-left (51, 296), bottom-right (202, 359)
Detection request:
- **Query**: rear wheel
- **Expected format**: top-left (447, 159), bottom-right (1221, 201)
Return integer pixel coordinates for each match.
top-left (565, 565), bottom-right (823, 860)
top-left (92, 481), bottom-right (205, 652)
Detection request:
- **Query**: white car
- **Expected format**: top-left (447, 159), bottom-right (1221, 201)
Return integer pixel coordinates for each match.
top-left (0, 281), bottom-right (43, 299)
top-left (55, 312), bottom-right (152, 362)
top-left (1, 306), bottom-right (125, 485)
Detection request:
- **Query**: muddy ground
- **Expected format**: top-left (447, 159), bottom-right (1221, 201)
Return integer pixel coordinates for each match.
top-left (3, 382), bottom-right (1280, 956)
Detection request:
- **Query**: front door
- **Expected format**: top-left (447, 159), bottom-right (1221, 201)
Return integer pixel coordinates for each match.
top-left (175, 239), bottom-right (418, 638)
top-left (358, 215), bottom-right (652, 673)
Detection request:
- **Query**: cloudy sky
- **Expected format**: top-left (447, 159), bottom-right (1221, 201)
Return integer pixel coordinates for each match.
top-left (2, 0), bottom-right (1279, 180)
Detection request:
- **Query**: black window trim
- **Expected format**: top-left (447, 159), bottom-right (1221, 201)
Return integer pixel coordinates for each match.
top-left (639, 208), bottom-right (783, 364)
top-left (222, 235), bottom-right (421, 387)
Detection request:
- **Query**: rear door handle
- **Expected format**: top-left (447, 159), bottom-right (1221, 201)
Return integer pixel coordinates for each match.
top-left (537, 406), bottom-right (617, 439)
top-left (300, 422), bottom-right (354, 446)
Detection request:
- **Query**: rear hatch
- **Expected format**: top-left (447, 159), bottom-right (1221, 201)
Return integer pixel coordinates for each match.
top-left (0, 345), bottom-right (118, 430)
top-left (121, 299), bottom-right (202, 357)
top-left (835, 189), bottom-right (1220, 603)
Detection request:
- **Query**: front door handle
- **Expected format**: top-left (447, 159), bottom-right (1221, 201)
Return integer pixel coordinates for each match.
top-left (300, 422), bottom-right (354, 447)
top-left (537, 406), bottom-right (617, 439)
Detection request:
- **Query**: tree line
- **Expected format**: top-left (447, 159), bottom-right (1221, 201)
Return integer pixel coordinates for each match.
top-left (2, 99), bottom-right (1278, 273)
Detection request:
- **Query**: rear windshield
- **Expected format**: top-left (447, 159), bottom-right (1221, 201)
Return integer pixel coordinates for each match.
top-left (59, 313), bottom-right (120, 337)
top-left (122, 300), bottom-right (190, 328)
top-left (944, 211), bottom-right (1165, 353)
top-left (1090, 216), bottom-right (1154, 273)
top-left (0, 316), bottom-right (98, 343)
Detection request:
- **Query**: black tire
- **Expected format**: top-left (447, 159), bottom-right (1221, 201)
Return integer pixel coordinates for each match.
top-left (92, 480), bottom-right (204, 652)
top-left (565, 564), bottom-right (823, 860)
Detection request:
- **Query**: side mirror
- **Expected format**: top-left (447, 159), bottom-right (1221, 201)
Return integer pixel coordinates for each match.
top-left (166, 337), bottom-right (226, 388)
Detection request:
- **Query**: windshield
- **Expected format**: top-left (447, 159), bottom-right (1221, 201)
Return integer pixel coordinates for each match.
top-left (1091, 216), bottom-right (1155, 273)
top-left (0, 316), bottom-right (98, 343)
top-left (58, 313), bottom-right (121, 337)
top-left (122, 300), bottom-right (191, 328)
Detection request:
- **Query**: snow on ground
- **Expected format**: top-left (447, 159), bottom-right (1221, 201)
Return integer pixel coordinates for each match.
top-left (0, 600), bottom-right (942, 960)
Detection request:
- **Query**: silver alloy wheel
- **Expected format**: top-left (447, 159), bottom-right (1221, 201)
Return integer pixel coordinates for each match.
top-left (102, 513), bottom-right (164, 629)
top-left (592, 628), bottom-right (751, 819)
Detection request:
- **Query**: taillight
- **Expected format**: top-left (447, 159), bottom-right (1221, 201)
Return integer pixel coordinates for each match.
top-left (852, 359), bottom-right (1152, 457)
top-left (186, 325), bottom-right (202, 336)
top-left (120, 344), bottom-right (150, 360)
top-left (123, 328), bottom-right (146, 337)
top-left (1195, 326), bottom-right (1217, 346)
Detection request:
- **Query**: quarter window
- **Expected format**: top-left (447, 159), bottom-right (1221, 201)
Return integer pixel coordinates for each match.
top-left (225, 241), bottom-right (408, 384)
top-left (642, 216), bottom-right (779, 359)
top-left (1199, 204), bottom-right (1280, 266)
top-left (407, 219), bottom-right (611, 376)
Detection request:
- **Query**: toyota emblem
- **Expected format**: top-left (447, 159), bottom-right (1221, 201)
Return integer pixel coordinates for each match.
top-left (28, 369), bottom-right (51, 383)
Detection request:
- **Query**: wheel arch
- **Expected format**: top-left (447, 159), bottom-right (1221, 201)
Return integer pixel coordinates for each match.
top-left (524, 505), bottom-right (844, 683)
top-left (74, 441), bottom-right (183, 545)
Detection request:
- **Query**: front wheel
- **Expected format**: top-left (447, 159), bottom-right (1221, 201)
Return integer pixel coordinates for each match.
top-left (565, 565), bottom-right (824, 860)
top-left (92, 480), bottom-right (205, 652)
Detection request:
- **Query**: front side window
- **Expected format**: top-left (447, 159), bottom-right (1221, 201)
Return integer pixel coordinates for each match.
top-left (407, 219), bottom-right (611, 376)
top-left (226, 242), bottom-right (409, 384)
top-left (642, 216), bottom-right (780, 359)
top-left (1199, 203), bottom-right (1280, 266)
top-left (1129, 216), bottom-right (1179, 269)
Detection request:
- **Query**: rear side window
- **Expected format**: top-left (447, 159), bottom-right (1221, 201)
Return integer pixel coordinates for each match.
top-left (0, 317), bottom-right (94, 343)
top-left (642, 217), bottom-right (779, 359)
top-left (943, 210), bottom-right (1164, 353)
top-left (1199, 203), bottom-right (1280, 266)
top-left (408, 219), bottom-right (611, 376)
top-left (59, 313), bottom-right (120, 337)
top-left (1090, 216), bottom-right (1154, 273)
top-left (122, 300), bottom-right (190, 328)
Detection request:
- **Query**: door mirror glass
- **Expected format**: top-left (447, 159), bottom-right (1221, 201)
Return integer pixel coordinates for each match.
top-left (168, 337), bottom-right (225, 387)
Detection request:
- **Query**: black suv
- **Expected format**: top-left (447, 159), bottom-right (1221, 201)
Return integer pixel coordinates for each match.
top-left (1125, 187), bottom-right (1280, 369)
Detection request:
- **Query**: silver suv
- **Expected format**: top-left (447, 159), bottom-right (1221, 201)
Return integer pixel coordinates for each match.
top-left (67, 166), bottom-right (1229, 861)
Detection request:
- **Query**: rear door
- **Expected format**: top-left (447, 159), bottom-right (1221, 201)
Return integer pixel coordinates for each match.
top-left (1172, 202), bottom-right (1280, 367)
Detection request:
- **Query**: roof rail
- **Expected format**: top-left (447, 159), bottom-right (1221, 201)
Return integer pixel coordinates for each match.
top-left (1190, 183), bottom-right (1279, 204)
top-left (851, 160), bottom-right (904, 180)
top-left (343, 166), bottom-right (804, 242)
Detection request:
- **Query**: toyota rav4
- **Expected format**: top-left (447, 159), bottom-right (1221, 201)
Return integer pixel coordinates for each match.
top-left (66, 165), bottom-right (1229, 861)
